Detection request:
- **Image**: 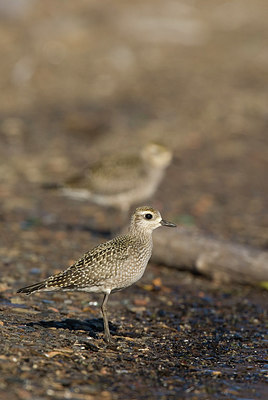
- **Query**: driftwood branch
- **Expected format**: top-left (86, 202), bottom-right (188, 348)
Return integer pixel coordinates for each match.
top-left (152, 227), bottom-right (268, 285)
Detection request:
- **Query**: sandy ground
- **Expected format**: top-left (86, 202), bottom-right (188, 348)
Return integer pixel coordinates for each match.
top-left (0, 1), bottom-right (267, 399)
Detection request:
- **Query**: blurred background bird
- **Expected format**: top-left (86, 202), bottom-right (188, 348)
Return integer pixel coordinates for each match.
top-left (43, 143), bottom-right (172, 222)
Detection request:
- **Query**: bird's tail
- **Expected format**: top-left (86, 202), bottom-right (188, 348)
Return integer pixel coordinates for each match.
top-left (17, 280), bottom-right (47, 295)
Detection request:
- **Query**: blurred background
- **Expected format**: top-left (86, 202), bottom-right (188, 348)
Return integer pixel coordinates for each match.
top-left (0, 0), bottom-right (267, 247)
top-left (0, 3), bottom-right (267, 399)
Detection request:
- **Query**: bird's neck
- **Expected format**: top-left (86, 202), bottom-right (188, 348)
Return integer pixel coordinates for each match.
top-left (128, 227), bottom-right (153, 246)
top-left (146, 165), bottom-right (165, 185)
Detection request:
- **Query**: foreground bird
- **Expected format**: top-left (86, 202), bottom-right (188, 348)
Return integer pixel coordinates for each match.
top-left (44, 143), bottom-right (172, 218)
top-left (18, 206), bottom-right (176, 342)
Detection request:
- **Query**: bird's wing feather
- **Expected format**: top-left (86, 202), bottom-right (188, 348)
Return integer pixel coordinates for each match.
top-left (46, 236), bottom-right (132, 289)
top-left (65, 156), bottom-right (147, 195)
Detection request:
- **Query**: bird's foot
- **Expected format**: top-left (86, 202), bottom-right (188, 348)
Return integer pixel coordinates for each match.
top-left (103, 334), bottom-right (117, 349)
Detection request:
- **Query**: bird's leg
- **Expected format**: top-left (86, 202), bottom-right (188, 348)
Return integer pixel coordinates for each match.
top-left (101, 293), bottom-right (111, 343)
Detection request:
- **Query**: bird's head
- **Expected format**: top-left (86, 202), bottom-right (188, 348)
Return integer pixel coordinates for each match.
top-left (141, 143), bottom-right (172, 169)
top-left (130, 206), bottom-right (176, 233)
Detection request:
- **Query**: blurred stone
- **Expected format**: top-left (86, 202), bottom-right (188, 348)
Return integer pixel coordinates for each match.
top-left (1, 118), bottom-right (24, 137)
top-left (0, 0), bottom-right (35, 20)
top-left (12, 57), bottom-right (35, 86)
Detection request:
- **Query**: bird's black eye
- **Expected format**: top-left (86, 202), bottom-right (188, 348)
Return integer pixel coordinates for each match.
top-left (145, 213), bottom-right (153, 220)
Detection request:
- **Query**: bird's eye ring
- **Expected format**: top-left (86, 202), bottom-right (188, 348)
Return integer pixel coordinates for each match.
top-left (145, 213), bottom-right (153, 220)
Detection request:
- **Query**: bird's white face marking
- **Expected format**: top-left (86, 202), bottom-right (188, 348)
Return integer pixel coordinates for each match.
top-left (131, 206), bottom-right (163, 232)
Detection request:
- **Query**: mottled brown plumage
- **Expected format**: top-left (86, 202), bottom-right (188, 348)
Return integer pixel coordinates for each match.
top-left (18, 206), bottom-right (176, 342)
top-left (52, 144), bottom-right (173, 216)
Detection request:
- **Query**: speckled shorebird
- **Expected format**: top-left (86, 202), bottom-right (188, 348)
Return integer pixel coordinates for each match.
top-left (18, 206), bottom-right (176, 343)
top-left (46, 143), bottom-right (172, 217)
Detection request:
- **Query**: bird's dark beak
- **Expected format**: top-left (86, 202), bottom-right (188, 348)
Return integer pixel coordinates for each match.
top-left (160, 219), bottom-right (177, 227)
